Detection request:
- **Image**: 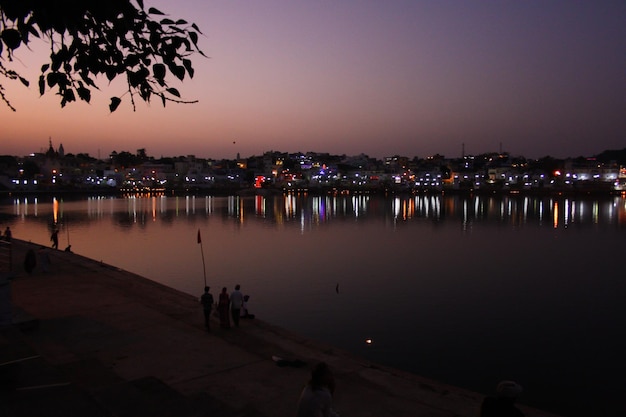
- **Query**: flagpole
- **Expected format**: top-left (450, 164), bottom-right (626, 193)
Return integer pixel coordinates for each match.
top-left (198, 229), bottom-right (207, 287)
top-left (65, 215), bottom-right (70, 248)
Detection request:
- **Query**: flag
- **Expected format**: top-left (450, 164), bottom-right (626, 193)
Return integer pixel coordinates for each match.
top-left (197, 229), bottom-right (202, 244)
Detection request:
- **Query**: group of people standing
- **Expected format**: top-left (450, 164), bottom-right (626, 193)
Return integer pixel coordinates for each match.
top-left (200, 284), bottom-right (252, 331)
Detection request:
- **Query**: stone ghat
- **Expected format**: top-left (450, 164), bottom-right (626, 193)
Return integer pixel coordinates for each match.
top-left (1, 239), bottom-right (561, 417)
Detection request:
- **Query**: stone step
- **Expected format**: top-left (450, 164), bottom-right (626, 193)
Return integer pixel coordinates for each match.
top-left (0, 350), bottom-right (110, 417)
top-left (2, 325), bottom-right (262, 417)
top-left (11, 307), bottom-right (39, 331)
top-left (92, 376), bottom-right (258, 417)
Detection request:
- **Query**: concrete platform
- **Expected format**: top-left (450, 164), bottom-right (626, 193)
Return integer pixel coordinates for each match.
top-left (1, 240), bottom-right (560, 417)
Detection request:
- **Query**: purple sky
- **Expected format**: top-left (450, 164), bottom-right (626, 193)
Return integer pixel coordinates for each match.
top-left (2, 0), bottom-right (625, 160)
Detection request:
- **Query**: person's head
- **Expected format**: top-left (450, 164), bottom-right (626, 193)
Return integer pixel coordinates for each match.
top-left (244, 295), bottom-right (250, 302)
top-left (496, 380), bottom-right (522, 401)
top-left (309, 362), bottom-right (335, 393)
top-left (235, 284), bottom-right (241, 290)
top-left (222, 287), bottom-right (227, 293)
top-left (204, 286), bottom-right (210, 293)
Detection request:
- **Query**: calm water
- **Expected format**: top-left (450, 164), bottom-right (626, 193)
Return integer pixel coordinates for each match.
top-left (2, 193), bottom-right (626, 417)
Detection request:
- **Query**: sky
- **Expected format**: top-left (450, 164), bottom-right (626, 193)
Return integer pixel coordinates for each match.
top-left (1, 0), bottom-right (625, 160)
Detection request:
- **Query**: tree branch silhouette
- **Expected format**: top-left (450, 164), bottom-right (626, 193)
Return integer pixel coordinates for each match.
top-left (0, 0), bottom-right (205, 112)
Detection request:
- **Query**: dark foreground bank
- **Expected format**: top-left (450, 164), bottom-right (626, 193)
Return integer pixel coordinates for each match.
top-left (1, 239), bottom-right (560, 417)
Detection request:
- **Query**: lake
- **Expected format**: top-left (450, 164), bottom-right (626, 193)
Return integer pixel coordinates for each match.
top-left (2, 192), bottom-right (625, 417)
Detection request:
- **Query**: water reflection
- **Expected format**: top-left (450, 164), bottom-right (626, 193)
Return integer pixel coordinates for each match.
top-left (7, 194), bottom-right (626, 230)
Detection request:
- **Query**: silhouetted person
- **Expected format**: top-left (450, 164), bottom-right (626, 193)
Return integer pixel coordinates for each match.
top-left (296, 362), bottom-right (339, 417)
top-left (50, 229), bottom-right (59, 249)
top-left (241, 294), bottom-right (254, 319)
top-left (481, 380), bottom-right (524, 417)
top-left (230, 284), bottom-right (243, 327)
top-left (3, 226), bottom-right (11, 242)
top-left (218, 287), bottom-right (230, 329)
top-left (200, 286), bottom-right (214, 332)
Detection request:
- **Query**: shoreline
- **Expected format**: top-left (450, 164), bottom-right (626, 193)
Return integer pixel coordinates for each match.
top-left (2, 239), bottom-right (562, 417)
top-left (2, 184), bottom-right (624, 198)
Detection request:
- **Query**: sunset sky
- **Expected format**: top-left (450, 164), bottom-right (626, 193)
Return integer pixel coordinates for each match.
top-left (2, 0), bottom-right (625, 160)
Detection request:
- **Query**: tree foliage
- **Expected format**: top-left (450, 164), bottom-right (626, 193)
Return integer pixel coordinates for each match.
top-left (0, 0), bottom-right (204, 112)
top-left (595, 148), bottom-right (626, 165)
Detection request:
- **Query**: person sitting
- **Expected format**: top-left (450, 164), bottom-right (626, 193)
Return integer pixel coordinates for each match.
top-left (296, 362), bottom-right (339, 417)
top-left (241, 294), bottom-right (254, 319)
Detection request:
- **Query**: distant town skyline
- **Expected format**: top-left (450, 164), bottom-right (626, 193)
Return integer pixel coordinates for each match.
top-left (2, 1), bottom-right (625, 160)
top-left (8, 138), bottom-right (626, 163)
